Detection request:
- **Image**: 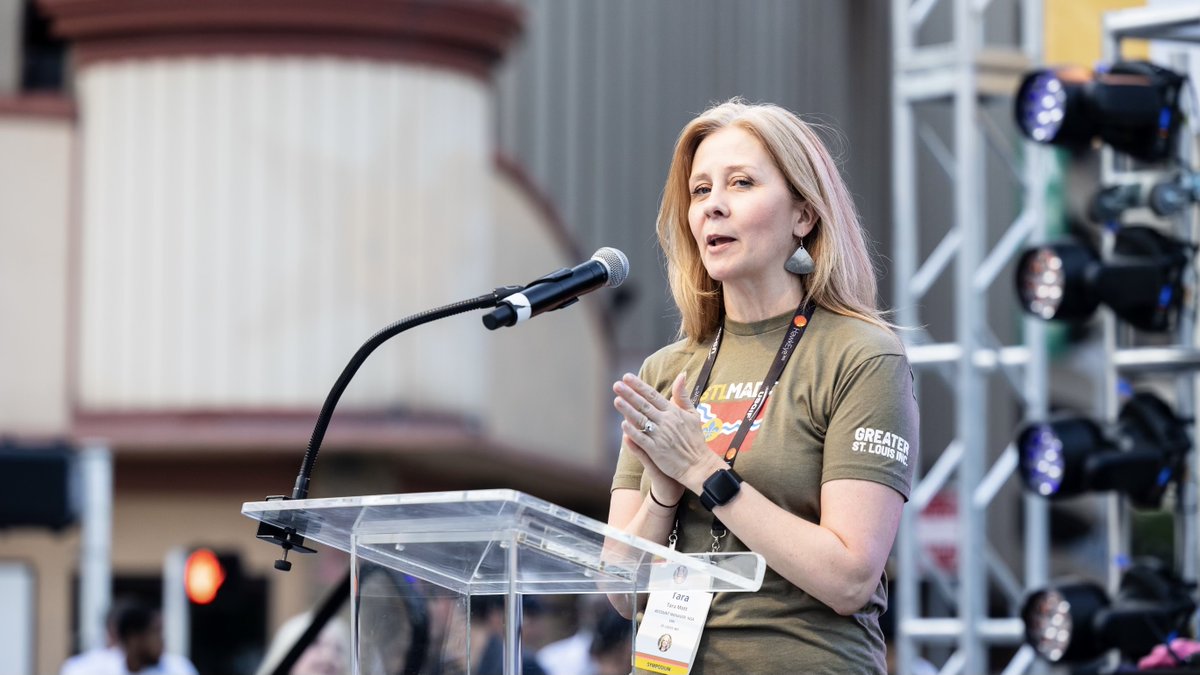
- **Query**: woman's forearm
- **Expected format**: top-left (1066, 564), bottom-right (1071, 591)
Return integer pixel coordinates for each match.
top-left (610, 489), bottom-right (678, 543)
top-left (604, 488), bottom-right (679, 617)
top-left (702, 479), bottom-right (903, 615)
top-left (710, 486), bottom-right (876, 613)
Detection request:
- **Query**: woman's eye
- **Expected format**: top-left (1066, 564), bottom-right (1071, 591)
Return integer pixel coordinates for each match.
top-left (732, 177), bottom-right (753, 188)
top-left (690, 185), bottom-right (710, 196)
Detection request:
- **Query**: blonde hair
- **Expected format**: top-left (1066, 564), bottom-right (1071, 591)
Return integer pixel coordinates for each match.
top-left (657, 98), bottom-right (890, 342)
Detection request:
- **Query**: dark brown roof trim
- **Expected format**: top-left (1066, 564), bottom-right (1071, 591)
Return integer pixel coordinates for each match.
top-left (0, 94), bottom-right (76, 120)
top-left (38, 0), bottom-right (523, 78)
top-left (71, 407), bottom-right (482, 451)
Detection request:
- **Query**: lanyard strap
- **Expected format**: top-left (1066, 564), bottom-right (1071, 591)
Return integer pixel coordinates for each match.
top-left (690, 302), bottom-right (815, 466)
top-left (675, 301), bottom-right (816, 550)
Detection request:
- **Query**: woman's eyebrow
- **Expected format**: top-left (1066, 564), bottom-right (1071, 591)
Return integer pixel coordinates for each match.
top-left (690, 164), bottom-right (756, 181)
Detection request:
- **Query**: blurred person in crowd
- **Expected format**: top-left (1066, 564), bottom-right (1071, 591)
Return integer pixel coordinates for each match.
top-left (255, 612), bottom-right (350, 675)
top-left (424, 595), bottom-right (537, 675)
top-left (60, 600), bottom-right (127, 675)
top-left (61, 600), bottom-right (197, 675)
top-left (608, 98), bottom-right (918, 673)
top-left (588, 607), bottom-right (632, 675)
top-left (536, 596), bottom-right (615, 675)
top-left (1138, 638), bottom-right (1200, 669)
top-left (422, 593), bottom-right (462, 674)
top-left (517, 596), bottom-right (552, 656)
top-left (461, 596), bottom-right (546, 675)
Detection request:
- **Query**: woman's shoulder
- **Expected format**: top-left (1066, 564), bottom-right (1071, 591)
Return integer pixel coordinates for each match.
top-left (811, 307), bottom-right (907, 364)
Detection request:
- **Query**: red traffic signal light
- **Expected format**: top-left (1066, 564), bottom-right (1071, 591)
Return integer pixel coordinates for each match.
top-left (184, 548), bottom-right (226, 605)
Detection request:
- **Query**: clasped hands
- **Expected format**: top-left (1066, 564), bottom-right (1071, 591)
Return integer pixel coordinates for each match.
top-left (613, 372), bottom-right (727, 504)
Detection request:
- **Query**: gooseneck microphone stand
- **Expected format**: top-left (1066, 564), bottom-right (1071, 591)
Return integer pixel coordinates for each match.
top-left (250, 249), bottom-right (626, 673)
top-left (255, 285), bottom-right (522, 571)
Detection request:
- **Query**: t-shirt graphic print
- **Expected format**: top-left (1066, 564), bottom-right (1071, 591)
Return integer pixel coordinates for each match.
top-left (696, 380), bottom-right (766, 460)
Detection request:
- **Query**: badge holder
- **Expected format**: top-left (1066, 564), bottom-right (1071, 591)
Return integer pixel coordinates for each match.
top-left (634, 557), bottom-right (716, 674)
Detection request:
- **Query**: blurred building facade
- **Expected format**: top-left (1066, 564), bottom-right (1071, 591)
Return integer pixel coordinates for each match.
top-left (0, 0), bottom-right (891, 671)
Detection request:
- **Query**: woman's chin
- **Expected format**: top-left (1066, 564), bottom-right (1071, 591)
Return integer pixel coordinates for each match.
top-left (701, 262), bottom-right (738, 283)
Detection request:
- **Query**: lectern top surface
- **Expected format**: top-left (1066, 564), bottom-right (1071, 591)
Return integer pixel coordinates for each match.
top-left (243, 489), bottom-right (764, 595)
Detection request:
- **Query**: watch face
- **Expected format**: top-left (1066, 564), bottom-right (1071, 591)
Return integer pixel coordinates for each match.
top-left (702, 469), bottom-right (742, 509)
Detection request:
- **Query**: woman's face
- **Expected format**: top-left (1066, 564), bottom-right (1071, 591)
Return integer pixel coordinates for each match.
top-left (687, 126), bottom-right (809, 290)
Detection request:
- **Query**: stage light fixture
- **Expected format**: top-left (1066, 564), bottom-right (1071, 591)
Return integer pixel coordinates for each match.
top-left (1015, 61), bottom-right (1186, 162)
top-left (1023, 561), bottom-right (1195, 665)
top-left (1089, 169), bottom-right (1200, 223)
top-left (1015, 225), bottom-right (1189, 332)
top-left (1017, 392), bottom-right (1189, 509)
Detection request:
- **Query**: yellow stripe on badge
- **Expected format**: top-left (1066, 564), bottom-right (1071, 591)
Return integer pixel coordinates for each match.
top-left (634, 654), bottom-right (690, 674)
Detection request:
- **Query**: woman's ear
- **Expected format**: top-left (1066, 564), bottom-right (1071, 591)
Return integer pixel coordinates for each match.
top-left (793, 201), bottom-right (817, 239)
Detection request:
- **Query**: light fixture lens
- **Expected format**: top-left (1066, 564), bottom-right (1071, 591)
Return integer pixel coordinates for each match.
top-left (1020, 72), bottom-right (1068, 142)
top-left (1025, 589), bottom-right (1073, 662)
top-left (1019, 249), bottom-right (1066, 320)
top-left (1021, 424), bottom-right (1065, 496)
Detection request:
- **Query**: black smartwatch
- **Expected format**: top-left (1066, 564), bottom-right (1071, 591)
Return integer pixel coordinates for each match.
top-left (699, 468), bottom-right (743, 511)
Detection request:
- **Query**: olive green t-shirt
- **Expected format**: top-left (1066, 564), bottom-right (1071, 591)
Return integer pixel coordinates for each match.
top-left (611, 307), bottom-right (919, 675)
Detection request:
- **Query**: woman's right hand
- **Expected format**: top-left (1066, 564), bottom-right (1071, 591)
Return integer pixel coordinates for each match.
top-left (614, 371), bottom-right (722, 498)
top-left (624, 432), bottom-right (685, 505)
top-left (613, 375), bottom-right (689, 505)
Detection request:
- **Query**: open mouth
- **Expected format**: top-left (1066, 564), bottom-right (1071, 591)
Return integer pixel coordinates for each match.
top-left (706, 234), bottom-right (736, 247)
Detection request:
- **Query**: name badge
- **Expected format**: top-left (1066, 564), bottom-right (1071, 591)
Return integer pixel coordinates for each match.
top-left (634, 560), bottom-right (713, 674)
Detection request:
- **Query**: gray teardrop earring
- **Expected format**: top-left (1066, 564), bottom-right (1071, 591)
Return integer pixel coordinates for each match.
top-left (784, 238), bottom-right (815, 275)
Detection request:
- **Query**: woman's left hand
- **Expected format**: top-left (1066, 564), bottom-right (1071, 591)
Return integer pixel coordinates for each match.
top-left (613, 372), bottom-right (725, 493)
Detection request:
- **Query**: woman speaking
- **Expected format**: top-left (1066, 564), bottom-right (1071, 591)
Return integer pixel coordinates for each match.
top-left (608, 99), bottom-right (918, 674)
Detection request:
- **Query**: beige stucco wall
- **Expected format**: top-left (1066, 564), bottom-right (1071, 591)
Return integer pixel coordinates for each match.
top-left (486, 170), bottom-right (613, 469)
top-left (0, 112), bottom-right (73, 434)
top-left (70, 53), bottom-right (612, 464)
top-left (0, 528), bottom-right (76, 675)
top-left (75, 56), bottom-right (493, 414)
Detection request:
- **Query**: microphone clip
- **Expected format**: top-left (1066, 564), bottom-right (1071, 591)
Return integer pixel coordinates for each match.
top-left (491, 284), bottom-right (526, 302)
top-left (255, 495), bottom-right (317, 571)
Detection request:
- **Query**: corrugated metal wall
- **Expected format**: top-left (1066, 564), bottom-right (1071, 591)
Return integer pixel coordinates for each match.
top-left (494, 0), bottom-right (892, 368)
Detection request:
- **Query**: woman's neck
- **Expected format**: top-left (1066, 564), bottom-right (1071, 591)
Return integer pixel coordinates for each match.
top-left (722, 276), bottom-right (804, 323)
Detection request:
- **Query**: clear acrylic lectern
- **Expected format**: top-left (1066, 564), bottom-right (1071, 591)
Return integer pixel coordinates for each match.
top-left (243, 489), bottom-right (764, 675)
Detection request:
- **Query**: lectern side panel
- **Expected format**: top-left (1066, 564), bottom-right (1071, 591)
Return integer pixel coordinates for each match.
top-left (353, 557), bottom-right (470, 675)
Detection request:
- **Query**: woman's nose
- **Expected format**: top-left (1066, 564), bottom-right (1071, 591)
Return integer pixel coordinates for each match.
top-left (703, 189), bottom-right (728, 219)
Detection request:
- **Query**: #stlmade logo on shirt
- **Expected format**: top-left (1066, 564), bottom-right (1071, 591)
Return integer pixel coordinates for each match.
top-left (696, 380), bottom-right (766, 460)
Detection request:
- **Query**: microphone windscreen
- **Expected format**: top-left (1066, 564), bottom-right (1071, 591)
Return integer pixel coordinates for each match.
top-left (593, 247), bottom-right (630, 287)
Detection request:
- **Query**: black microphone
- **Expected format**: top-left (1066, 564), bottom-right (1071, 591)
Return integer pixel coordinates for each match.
top-left (482, 247), bottom-right (630, 330)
